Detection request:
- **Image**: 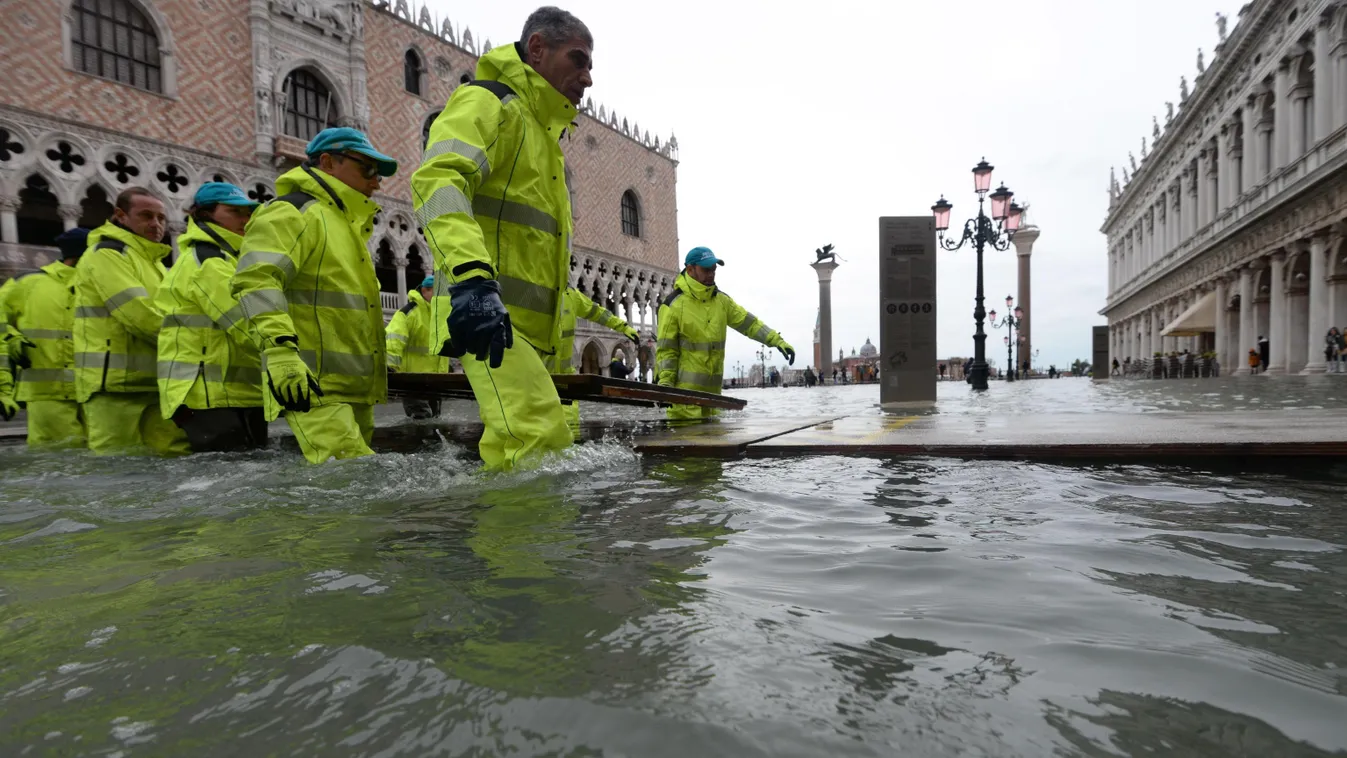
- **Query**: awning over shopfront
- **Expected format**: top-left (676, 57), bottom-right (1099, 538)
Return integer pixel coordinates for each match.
top-left (1160, 292), bottom-right (1217, 336)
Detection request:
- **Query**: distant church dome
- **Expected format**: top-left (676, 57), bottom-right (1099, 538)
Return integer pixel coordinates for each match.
top-left (859, 338), bottom-right (877, 358)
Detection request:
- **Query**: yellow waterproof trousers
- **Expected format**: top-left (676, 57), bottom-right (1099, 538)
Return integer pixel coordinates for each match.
top-left (25, 400), bottom-right (86, 448)
top-left (85, 392), bottom-right (191, 456)
top-left (285, 402), bottom-right (375, 464)
top-left (666, 404), bottom-right (720, 422)
top-left (463, 340), bottom-right (571, 470)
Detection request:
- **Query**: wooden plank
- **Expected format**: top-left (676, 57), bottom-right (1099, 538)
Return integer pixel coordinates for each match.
top-left (745, 410), bottom-right (1347, 459)
top-left (388, 372), bottom-right (746, 410)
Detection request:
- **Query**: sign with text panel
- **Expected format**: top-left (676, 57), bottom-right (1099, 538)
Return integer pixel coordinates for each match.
top-left (879, 216), bottom-right (937, 404)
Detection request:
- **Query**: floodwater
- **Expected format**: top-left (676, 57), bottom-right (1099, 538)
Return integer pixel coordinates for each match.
top-left (2, 377), bottom-right (1346, 756)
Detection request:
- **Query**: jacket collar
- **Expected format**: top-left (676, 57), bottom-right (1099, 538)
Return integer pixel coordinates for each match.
top-left (407, 289), bottom-right (426, 307)
top-left (675, 270), bottom-right (717, 302)
top-left (477, 43), bottom-right (577, 132)
top-left (90, 221), bottom-right (172, 263)
top-left (275, 165), bottom-right (380, 236)
top-left (40, 260), bottom-right (77, 282)
top-left (180, 218), bottom-right (243, 258)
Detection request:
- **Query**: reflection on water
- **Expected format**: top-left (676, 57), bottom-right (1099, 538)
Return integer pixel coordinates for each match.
top-left (2, 390), bottom-right (1347, 755)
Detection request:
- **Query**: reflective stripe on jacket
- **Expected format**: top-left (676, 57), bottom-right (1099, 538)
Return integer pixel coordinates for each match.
top-left (385, 290), bottom-right (449, 373)
top-left (72, 222), bottom-right (171, 401)
top-left (0, 261), bottom-right (77, 401)
top-left (231, 166), bottom-right (386, 417)
top-left (412, 42), bottom-right (576, 357)
top-left (155, 218), bottom-right (263, 417)
top-left (556, 288), bottom-right (628, 371)
top-left (655, 271), bottom-right (782, 393)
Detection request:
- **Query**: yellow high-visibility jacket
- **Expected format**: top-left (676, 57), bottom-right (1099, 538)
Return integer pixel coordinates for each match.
top-left (555, 288), bottom-right (631, 372)
top-left (656, 271), bottom-right (784, 394)
top-left (72, 222), bottom-right (171, 401)
top-left (155, 218), bottom-right (263, 417)
top-left (0, 261), bottom-right (77, 401)
top-left (231, 165), bottom-right (386, 420)
top-left (385, 289), bottom-right (449, 373)
top-left (412, 42), bottom-right (577, 359)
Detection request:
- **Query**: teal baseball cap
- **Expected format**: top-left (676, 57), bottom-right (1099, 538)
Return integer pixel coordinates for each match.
top-left (684, 246), bottom-right (723, 267)
top-left (420, 275), bottom-right (435, 289)
top-left (193, 182), bottom-right (259, 208)
top-left (305, 127), bottom-right (398, 177)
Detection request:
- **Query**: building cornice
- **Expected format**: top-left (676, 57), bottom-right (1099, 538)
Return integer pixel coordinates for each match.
top-left (1104, 0), bottom-right (1283, 233)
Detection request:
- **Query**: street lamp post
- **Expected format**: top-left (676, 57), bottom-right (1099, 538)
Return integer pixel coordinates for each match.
top-left (988, 295), bottom-right (1024, 381)
top-left (755, 345), bottom-right (769, 388)
top-left (932, 159), bottom-right (1023, 391)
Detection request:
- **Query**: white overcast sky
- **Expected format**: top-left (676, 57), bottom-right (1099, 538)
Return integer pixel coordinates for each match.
top-left (423, 0), bottom-right (1245, 372)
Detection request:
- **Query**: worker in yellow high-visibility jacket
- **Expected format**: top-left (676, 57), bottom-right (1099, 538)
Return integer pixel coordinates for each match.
top-left (0, 227), bottom-right (88, 446)
top-left (412, 7), bottom-right (592, 470)
top-left (386, 275), bottom-right (450, 419)
top-left (155, 182), bottom-right (265, 452)
top-left (231, 127), bottom-right (396, 464)
top-left (73, 187), bottom-right (190, 455)
top-left (656, 247), bottom-right (795, 420)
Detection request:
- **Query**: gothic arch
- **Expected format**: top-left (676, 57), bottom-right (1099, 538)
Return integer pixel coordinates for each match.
top-left (61, 0), bottom-right (179, 96)
top-left (272, 60), bottom-right (348, 127)
top-left (19, 163), bottom-right (75, 207)
top-left (403, 44), bottom-right (429, 97)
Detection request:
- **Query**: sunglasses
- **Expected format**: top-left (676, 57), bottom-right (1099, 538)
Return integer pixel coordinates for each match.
top-left (338, 153), bottom-right (380, 179)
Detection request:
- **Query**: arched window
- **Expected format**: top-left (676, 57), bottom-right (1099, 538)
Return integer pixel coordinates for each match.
top-left (17, 175), bottom-right (62, 246)
top-left (70, 0), bottom-right (163, 93)
top-left (404, 49), bottom-right (425, 95)
top-left (620, 190), bottom-right (641, 238)
top-left (283, 69), bottom-right (337, 142)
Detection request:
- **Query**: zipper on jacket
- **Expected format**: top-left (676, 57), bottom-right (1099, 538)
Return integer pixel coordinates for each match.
top-left (100, 339), bottom-right (111, 392)
top-left (200, 347), bottom-right (210, 408)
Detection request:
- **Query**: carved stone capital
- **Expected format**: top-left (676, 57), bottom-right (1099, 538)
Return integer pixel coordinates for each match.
top-left (57, 204), bottom-right (82, 221)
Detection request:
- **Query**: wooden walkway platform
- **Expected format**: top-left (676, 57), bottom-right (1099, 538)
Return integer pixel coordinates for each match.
top-left (6, 409), bottom-right (1347, 461)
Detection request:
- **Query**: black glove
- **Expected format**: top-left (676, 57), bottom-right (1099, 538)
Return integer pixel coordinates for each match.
top-left (439, 278), bottom-right (513, 369)
top-left (778, 345), bottom-right (795, 365)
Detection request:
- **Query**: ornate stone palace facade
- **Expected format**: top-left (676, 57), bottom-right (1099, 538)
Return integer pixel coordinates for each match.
top-left (1102, 0), bottom-right (1347, 375)
top-left (0, 0), bottom-right (680, 374)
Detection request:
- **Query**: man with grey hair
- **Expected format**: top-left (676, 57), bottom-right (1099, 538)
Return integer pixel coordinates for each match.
top-left (411, 6), bottom-right (593, 470)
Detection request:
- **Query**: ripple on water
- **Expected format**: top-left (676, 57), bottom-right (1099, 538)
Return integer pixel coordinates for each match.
top-left (0, 414), bottom-right (1345, 756)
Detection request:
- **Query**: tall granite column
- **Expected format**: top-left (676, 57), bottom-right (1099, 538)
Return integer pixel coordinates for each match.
top-left (1235, 265), bottom-right (1256, 375)
top-left (1011, 221), bottom-right (1039, 375)
top-left (812, 259), bottom-right (840, 383)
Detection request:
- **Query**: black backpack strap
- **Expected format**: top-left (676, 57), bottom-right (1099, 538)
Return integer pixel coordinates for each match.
top-left (469, 80), bottom-right (516, 102)
top-left (193, 242), bottom-right (226, 265)
top-left (275, 191), bottom-right (316, 212)
top-left (398, 300), bottom-right (417, 315)
top-left (94, 239), bottom-right (128, 254)
top-left (661, 290), bottom-right (682, 307)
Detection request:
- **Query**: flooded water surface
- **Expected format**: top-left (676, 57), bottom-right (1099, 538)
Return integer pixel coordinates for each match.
top-left (2, 378), bottom-right (1346, 756)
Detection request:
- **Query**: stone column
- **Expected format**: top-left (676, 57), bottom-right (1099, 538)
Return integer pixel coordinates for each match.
top-left (1316, 19), bottom-right (1333, 144)
top-left (1012, 223), bottom-right (1038, 373)
top-left (812, 259), bottom-right (839, 383)
top-left (1274, 61), bottom-right (1291, 171)
top-left (0, 197), bottom-right (18, 243)
top-left (1206, 148), bottom-right (1219, 224)
top-left (1234, 265), bottom-right (1255, 374)
top-left (1196, 155), bottom-right (1209, 231)
top-left (1213, 276), bottom-right (1227, 370)
top-left (394, 254), bottom-right (408, 305)
top-left (1170, 186), bottom-right (1181, 251)
top-left (1242, 101), bottom-right (1257, 191)
top-left (1267, 251), bottom-right (1288, 374)
top-left (1290, 90), bottom-right (1310, 161)
top-left (58, 204), bottom-right (81, 231)
top-left (1303, 233), bottom-right (1331, 373)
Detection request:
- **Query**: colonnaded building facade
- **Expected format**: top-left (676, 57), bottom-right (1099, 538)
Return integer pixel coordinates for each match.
top-left (1102, 0), bottom-right (1347, 375)
top-left (0, 0), bottom-right (680, 375)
